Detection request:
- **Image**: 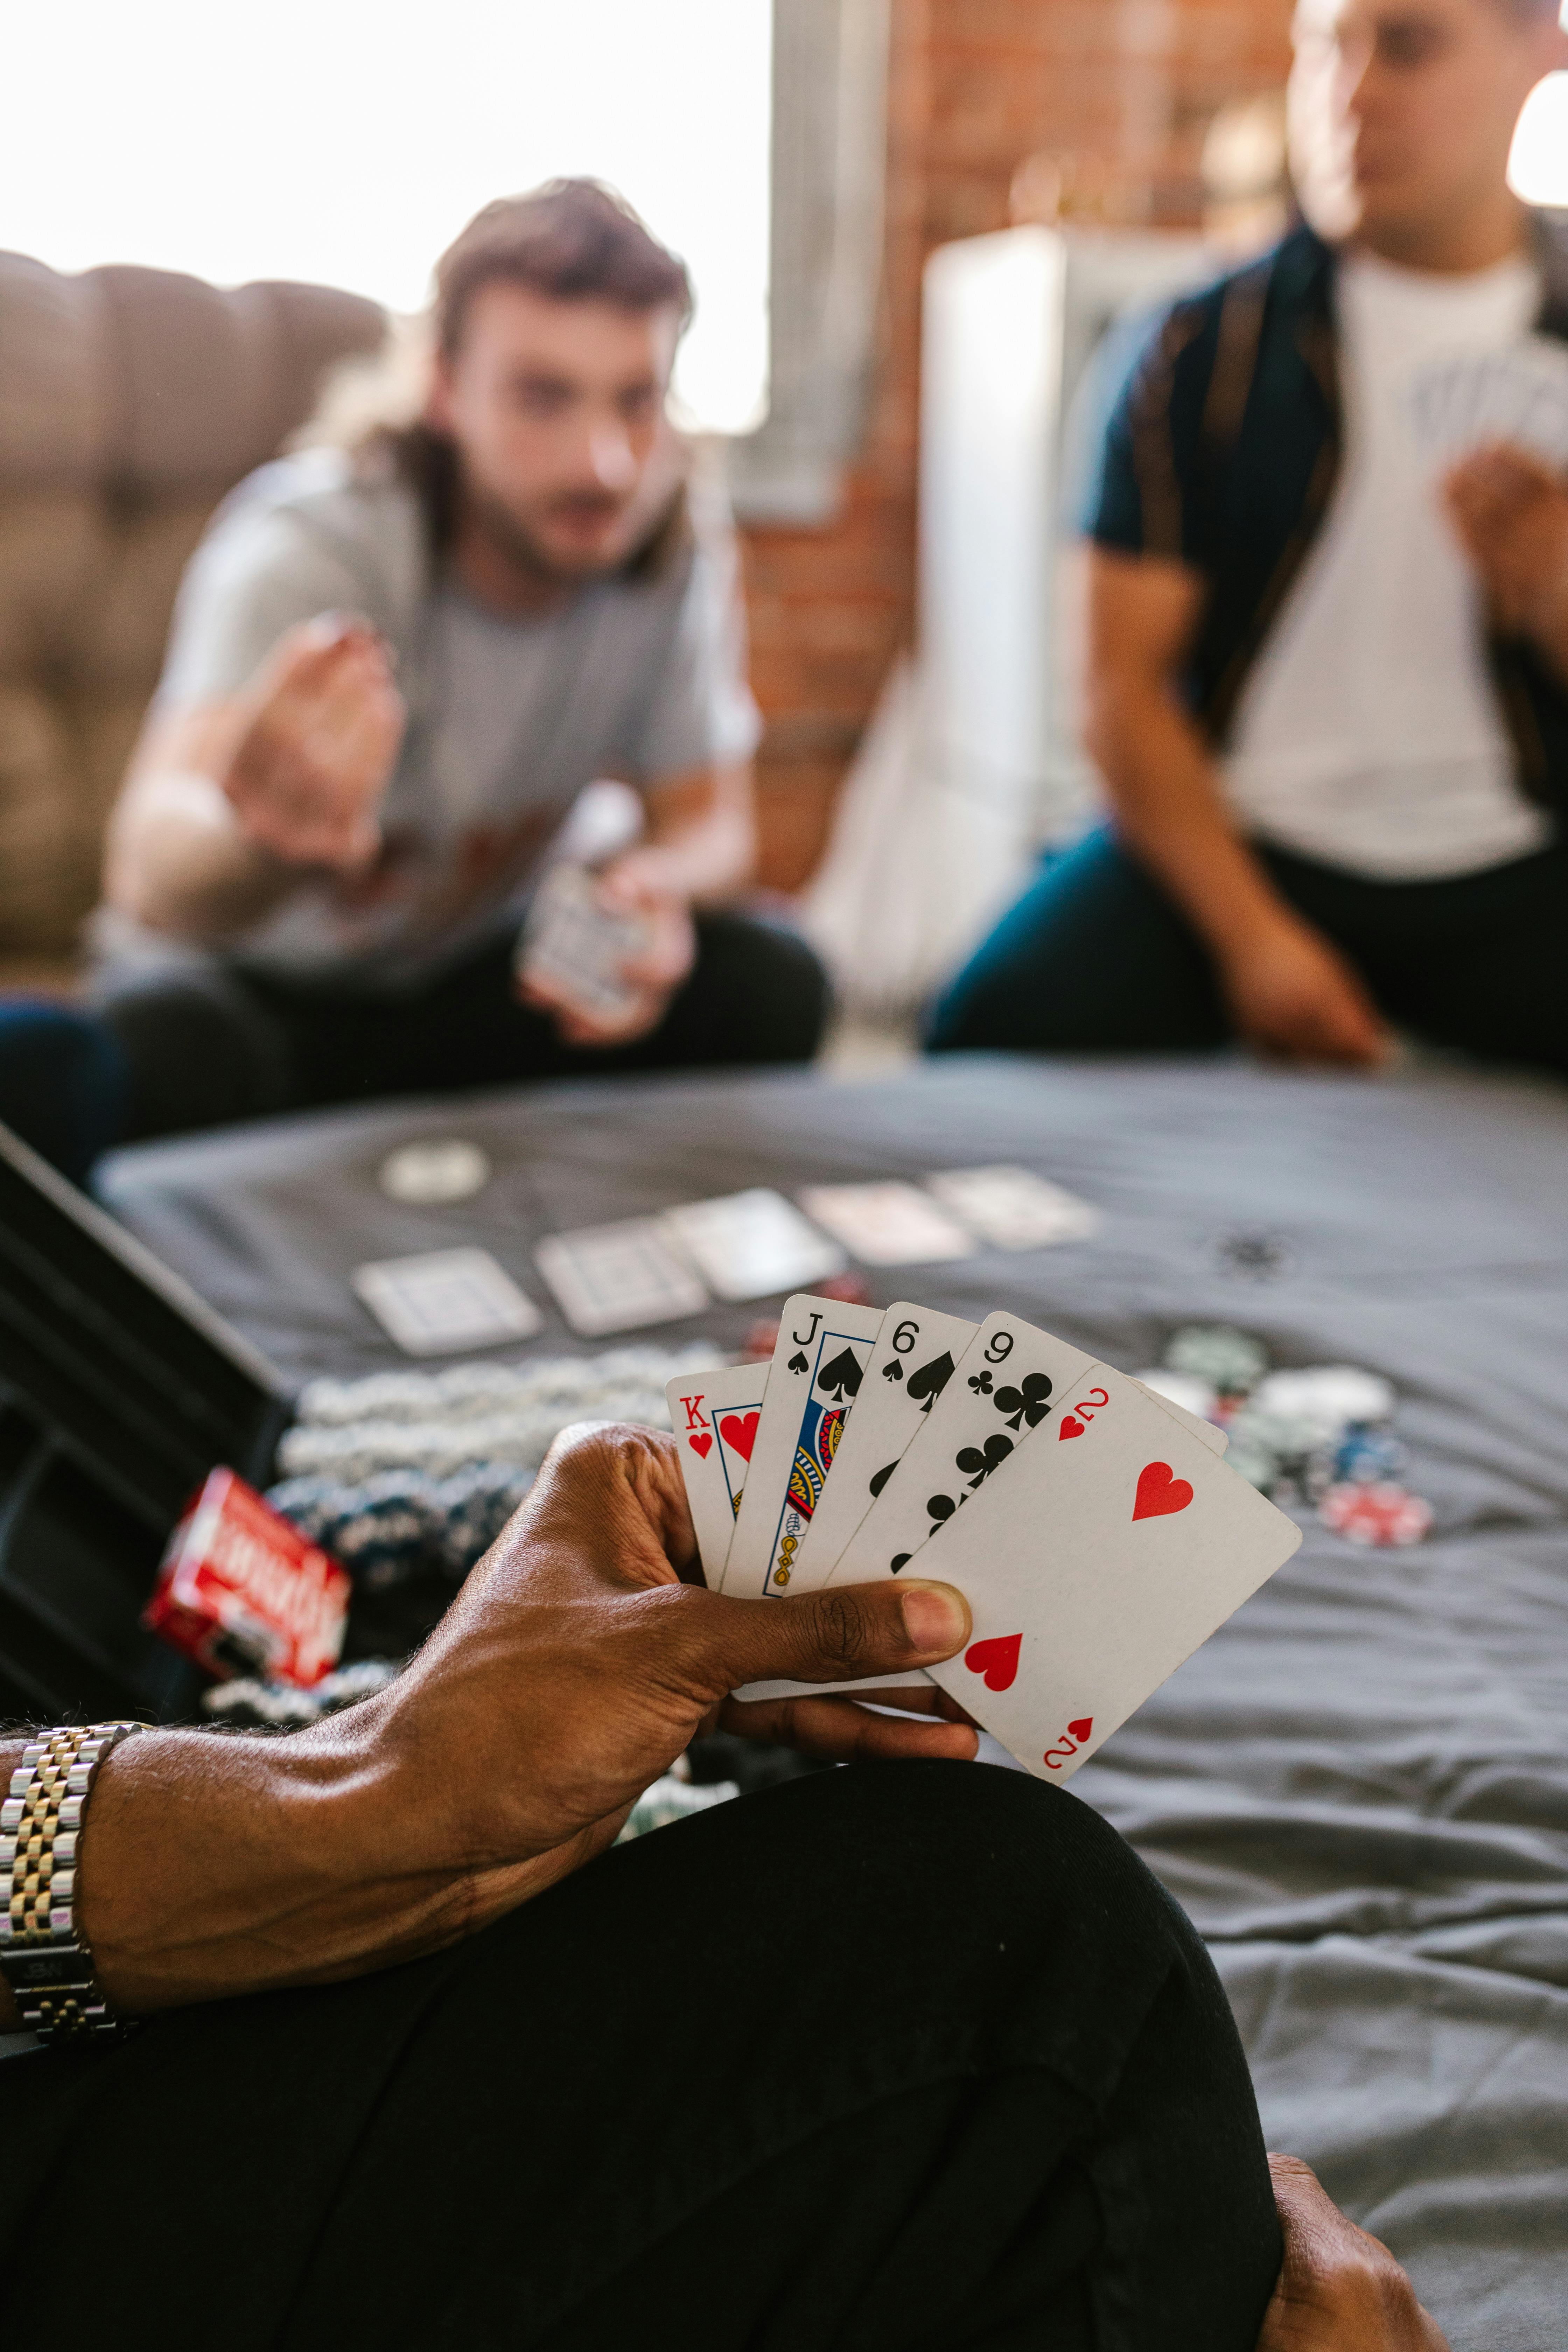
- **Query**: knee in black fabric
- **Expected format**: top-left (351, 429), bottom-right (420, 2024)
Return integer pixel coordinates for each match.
top-left (96, 965), bottom-right (294, 1141)
top-left (690, 912), bottom-right (831, 1063)
top-left (0, 999), bottom-right (131, 1184)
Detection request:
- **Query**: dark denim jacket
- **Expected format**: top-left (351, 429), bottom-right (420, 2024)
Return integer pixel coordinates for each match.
top-left (1086, 218), bottom-right (1568, 821)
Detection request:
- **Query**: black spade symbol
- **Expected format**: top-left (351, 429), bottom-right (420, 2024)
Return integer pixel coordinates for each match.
top-left (890, 1552), bottom-right (912, 1573)
top-left (817, 1347), bottom-right (863, 1403)
top-left (905, 1351), bottom-right (955, 1415)
top-left (881, 1357), bottom-right (904, 1381)
top-left (925, 1491), bottom-right (959, 1532)
top-left (787, 1350), bottom-right (810, 1376)
top-left (956, 1433), bottom-right (1014, 1489)
top-left (868, 1459), bottom-right (898, 1499)
top-left (994, 1373), bottom-right (1054, 1432)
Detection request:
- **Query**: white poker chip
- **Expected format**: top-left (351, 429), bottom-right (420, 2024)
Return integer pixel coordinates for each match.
top-left (1252, 1365), bottom-right (1395, 1442)
top-left (1133, 1367), bottom-right (1218, 1421)
top-left (378, 1139), bottom-right (492, 1206)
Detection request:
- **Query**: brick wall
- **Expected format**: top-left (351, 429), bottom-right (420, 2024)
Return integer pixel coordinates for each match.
top-left (746, 0), bottom-right (1295, 890)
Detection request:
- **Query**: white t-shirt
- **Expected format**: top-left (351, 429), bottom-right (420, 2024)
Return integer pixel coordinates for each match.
top-left (1224, 247), bottom-right (1553, 881)
top-left (110, 451), bottom-right (761, 983)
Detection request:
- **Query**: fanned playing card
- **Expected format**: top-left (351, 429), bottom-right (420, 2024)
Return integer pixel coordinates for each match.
top-left (666, 1364), bottom-right (769, 1586)
top-left (722, 1293), bottom-right (884, 1597)
top-left (920, 1363), bottom-right (1302, 1779)
top-left (828, 1310), bottom-right (1099, 1586)
top-left (785, 1300), bottom-right (978, 1593)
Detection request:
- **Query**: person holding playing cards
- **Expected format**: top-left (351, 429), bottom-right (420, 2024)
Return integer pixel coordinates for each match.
top-left (0, 182), bottom-right (826, 1184)
top-left (0, 1420), bottom-right (1447, 2348)
top-left (931, 0), bottom-right (1568, 1080)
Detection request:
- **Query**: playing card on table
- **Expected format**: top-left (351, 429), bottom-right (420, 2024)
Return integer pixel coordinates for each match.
top-left (784, 1301), bottom-right (978, 1592)
top-left (722, 1294), bottom-right (884, 1596)
top-left (797, 1182), bottom-right (975, 1267)
top-left (536, 1217), bottom-right (708, 1337)
top-left (828, 1311), bottom-right (1100, 1586)
top-left (924, 1166), bottom-right (1102, 1250)
top-left (666, 1363), bottom-right (769, 1586)
top-left (920, 1363), bottom-right (1301, 1779)
top-left (662, 1188), bottom-right (846, 1304)
top-left (352, 1248), bottom-right (542, 1356)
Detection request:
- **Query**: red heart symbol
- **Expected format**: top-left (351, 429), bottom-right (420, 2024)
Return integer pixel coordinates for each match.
top-left (1068, 1717), bottom-right (1092, 1743)
top-left (964, 1632), bottom-right (1021, 1691)
top-left (687, 1432), bottom-right (713, 1459)
top-left (1133, 1461), bottom-right (1194, 1520)
top-left (1058, 1415), bottom-right (1085, 1440)
top-left (719, 1411), bottom-right (760, 1462)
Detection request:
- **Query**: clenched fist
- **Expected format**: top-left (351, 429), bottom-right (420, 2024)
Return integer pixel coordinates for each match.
top-left (222, 615), bottom-right (406, 870)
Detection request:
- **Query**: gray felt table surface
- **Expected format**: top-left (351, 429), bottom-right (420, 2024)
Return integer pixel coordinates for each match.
top-left (100, 1053), bottom-right (1568, 2347)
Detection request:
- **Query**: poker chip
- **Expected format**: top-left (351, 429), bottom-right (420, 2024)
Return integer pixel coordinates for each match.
top-left (1133, 1367), bottom-right (1219, 1422)
top-left (1328, 1427), bottom-right (1407, 1485)
top-left (1162, 1325), bottom-right (1268, 1398)
top-left (1251, 1366), bottom-right (1395, 1446)
top-left (379, 1138), bottom-right (492, 1205)
top-left (1318, 1481), bottom-right (1433, 1548)
top-left (201, 1657), bottom-right (401, 1729)
top-left (1222, 1433), bottom-right (1284, 1495)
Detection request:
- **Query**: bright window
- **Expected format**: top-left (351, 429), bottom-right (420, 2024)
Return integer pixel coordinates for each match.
top-left (1508, 71), bottom-right (1568, 209)
top-left (1, 0), bottom-right (773, 434)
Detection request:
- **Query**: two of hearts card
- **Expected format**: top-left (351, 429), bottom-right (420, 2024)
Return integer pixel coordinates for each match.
top-left (668, 1293), bottom-right (1302, 1783)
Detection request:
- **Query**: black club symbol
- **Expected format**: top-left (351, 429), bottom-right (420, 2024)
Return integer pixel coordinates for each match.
top-left (956, 1434), bottom-right (1014, 1488)
top-left (967, 1369), bottom-right (994, 1395)
top-left (994, 1373), bottom-right (1053, 1431)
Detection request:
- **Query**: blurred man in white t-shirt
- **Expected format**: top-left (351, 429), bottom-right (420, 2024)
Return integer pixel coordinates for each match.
top-left (931, 0), bottom-right (1568, 1074)
top-left (0, 183), bottom-right (826, 1174)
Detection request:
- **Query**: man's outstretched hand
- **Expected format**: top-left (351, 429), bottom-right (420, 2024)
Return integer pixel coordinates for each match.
top-left (221, 614), bottom-right (405, 871)
top-left (1256, 2157), bottom-right (1451, 2351)
top-left (69, 1426), bottom-right (975, 2017)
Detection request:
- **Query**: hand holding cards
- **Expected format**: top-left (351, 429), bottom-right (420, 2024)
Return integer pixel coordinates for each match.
top-left (671, 1293), bottom-right (1301, 1781)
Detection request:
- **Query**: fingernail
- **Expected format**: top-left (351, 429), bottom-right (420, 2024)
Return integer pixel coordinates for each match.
top-left (898, 1579), bottom-right (969, 1655)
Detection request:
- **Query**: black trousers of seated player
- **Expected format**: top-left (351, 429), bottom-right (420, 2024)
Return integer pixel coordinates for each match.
top-left (927, 823), bottom-right (1568, 1073)
top-left (91, 911), bottom-right (829, 1146)
top-left (0, 911), bottom-right (826, 1184)
top-left (0, 1765), bottom-right (1282, 2352)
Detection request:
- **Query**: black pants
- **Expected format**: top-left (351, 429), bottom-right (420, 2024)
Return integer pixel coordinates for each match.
top-left (927, 823), bottom-right (1568, 1072)
top-left (0, 1765), bottom-right (1280, 2350)
top-left (91, 910), bottom-right (830, 1146)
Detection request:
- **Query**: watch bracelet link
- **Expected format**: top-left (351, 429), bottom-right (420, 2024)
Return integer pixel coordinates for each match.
top-left (1, 1722), bottom-right (147, 2045)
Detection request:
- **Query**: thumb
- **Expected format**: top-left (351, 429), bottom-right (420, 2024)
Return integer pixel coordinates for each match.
top-left (698, 1577), bottom-right (972, 1696)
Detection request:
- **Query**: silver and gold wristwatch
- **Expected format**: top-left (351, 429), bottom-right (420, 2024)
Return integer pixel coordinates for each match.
top-left (1, 1722), bottom-right (146, 2044)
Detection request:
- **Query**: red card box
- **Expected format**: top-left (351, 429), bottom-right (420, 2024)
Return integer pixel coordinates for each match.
top-left (145, 1468), bottom-right (350, 1687)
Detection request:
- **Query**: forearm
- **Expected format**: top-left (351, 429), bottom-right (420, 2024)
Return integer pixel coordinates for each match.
top-left (1088, 685), bottom-right (1292, 960)
top-left (104, 773), bottom-right (303, 944)
top-left (635, 764), bottom-right (756, 903)
top-left (1, 1717), bottom-right (465, 2024)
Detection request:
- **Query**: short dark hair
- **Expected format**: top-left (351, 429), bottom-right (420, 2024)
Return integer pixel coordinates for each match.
top-left (433, 180), bottom-right (694, 357)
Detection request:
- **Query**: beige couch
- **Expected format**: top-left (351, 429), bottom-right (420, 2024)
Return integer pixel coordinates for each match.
top-left (0, 251), bottom-right (384, 967)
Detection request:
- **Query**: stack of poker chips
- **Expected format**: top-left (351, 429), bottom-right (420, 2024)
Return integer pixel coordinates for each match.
top-left (267, 1461), bottom-right (537, 1591)
top-left (1135, 1326), bottom-right (1431, 1548)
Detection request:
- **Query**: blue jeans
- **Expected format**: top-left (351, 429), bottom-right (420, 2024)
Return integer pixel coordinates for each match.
top-left (927, 825), bottom-right (1568, 1073)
